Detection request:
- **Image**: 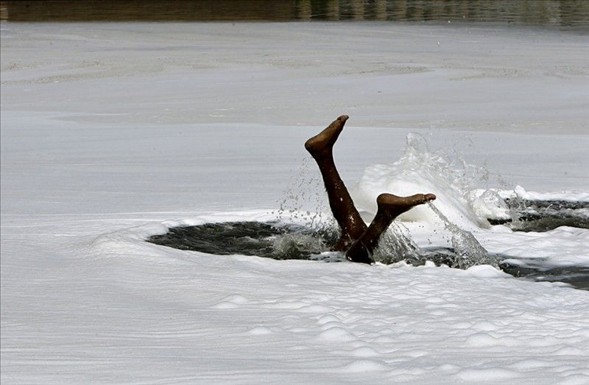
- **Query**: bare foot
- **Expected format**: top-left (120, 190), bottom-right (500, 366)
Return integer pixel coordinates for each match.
top-left (377, 193), bottom-right (436, 217)
top-left (304, 115), bottom-right (349, 157)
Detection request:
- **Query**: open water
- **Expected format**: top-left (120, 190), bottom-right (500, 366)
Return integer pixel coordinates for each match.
top-left (2, 0), bottom-right (589, 32)
top-left (149, 197), bottom-right (589, 291)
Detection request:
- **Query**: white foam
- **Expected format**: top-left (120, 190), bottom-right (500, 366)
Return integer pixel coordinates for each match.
top-left (351, 133), bottom-right (497, 231)
top-left (3, 22), bottom-right (589, 385)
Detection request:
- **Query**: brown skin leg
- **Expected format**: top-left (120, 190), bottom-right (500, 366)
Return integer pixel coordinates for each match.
top-left (346, 193), bottom-right (436, 264)
top-left (305, 115), bottom-right (367, 250)
top-left (306, 115), bottom-right (437, 263)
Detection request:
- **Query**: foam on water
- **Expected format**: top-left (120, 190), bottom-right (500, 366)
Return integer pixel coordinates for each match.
top-left (4, 21), bottom-right (589, 385)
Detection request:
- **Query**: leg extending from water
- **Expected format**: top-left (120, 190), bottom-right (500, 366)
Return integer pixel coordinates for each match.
top-left (346, 193), bottom-right (436, 264)
top-left (305, 115), bottom-right (367, 250)
top-left (305, 115), bottom-right (436, 264)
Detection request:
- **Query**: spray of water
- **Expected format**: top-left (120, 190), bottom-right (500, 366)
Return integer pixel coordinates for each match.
top-left (427, 201), bottom-right (497, 269)
top-left (271, 231), bottom-right (329, 260)
top-left (274, 156), bottom-right (337, 235)
top-left (273, 133), bottom-right (504, 269)
top-left (370, 223), bottom-right (420, 265)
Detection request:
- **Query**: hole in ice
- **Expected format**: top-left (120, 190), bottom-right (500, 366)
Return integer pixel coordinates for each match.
top-left (148, 220), bottom-right (494, 265)
top-left (148, 221), bottom-right (339, 261)
top-left (147, 220), bottom-right (503, 267)
top-left (146, 218), bottom-right (589, 291)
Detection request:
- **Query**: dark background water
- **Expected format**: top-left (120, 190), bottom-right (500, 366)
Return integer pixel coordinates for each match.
top-left (1, 0), bottom-right (589, 31)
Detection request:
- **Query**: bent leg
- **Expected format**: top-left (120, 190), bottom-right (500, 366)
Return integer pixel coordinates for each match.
top-left (305, 115), bottom-right (367, 250)
top-left (346, 193), bottom-right (436, 264)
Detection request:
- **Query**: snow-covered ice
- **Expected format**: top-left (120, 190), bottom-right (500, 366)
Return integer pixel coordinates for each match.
top-left (2, 22), bottom-right (589, 384)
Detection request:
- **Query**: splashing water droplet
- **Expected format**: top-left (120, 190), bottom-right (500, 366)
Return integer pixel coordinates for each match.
top-left (427, 202), bottom-right (497, 269)
top-left (273, 156), bottom-right (336, 234)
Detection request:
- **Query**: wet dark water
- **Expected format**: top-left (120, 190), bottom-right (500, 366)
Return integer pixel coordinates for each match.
top-left (500, 261), bottom-right (589, 291)
top-left (2, 0), bottom-right (589, 31)
top-left (148, 198), bottom-right (589, 290)
top-left (149, 221), bottom-right (337, 261)
top-left (489, 199), bottom-right (589, 232)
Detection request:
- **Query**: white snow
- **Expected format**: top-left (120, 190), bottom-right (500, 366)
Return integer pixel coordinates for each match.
top-left (2, 22), bottom-right (589, 384)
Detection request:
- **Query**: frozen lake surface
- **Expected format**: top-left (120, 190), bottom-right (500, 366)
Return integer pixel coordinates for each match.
top-left (2, 22), bottom-right (589, 384)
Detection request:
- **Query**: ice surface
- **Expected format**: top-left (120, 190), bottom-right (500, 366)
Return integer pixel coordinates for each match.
top-left (2, 22), bottom-right (589, 384)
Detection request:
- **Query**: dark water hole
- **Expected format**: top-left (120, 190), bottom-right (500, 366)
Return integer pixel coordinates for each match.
top-left (489, 199), bottom-right (589, 232)
top-left (148, 199), bottom-right (589, 291)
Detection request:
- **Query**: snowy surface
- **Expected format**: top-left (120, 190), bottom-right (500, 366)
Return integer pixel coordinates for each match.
top-left (2, 22), bottom-right (589, 384)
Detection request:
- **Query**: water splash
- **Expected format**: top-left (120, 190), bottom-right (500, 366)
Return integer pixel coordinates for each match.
top-left (274, 156), bottom-right (337, 234)
top-left (352, 133), bottom-right (509, 228)
top-left (271, 230), bottom-right (332, 260)
top-left (427, 202), bottom-right (497, 269)
top-left (372, 223), bottom-right (420, 265)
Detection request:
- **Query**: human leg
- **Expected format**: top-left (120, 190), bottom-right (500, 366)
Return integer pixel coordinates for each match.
top-left (305, 115), bottom-right (367, 250)
top-left (346, 193), bottom-right (436, 264)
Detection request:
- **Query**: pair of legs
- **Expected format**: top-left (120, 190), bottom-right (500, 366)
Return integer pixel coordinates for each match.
top-left (305, 115), bottom-right (436, 264)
